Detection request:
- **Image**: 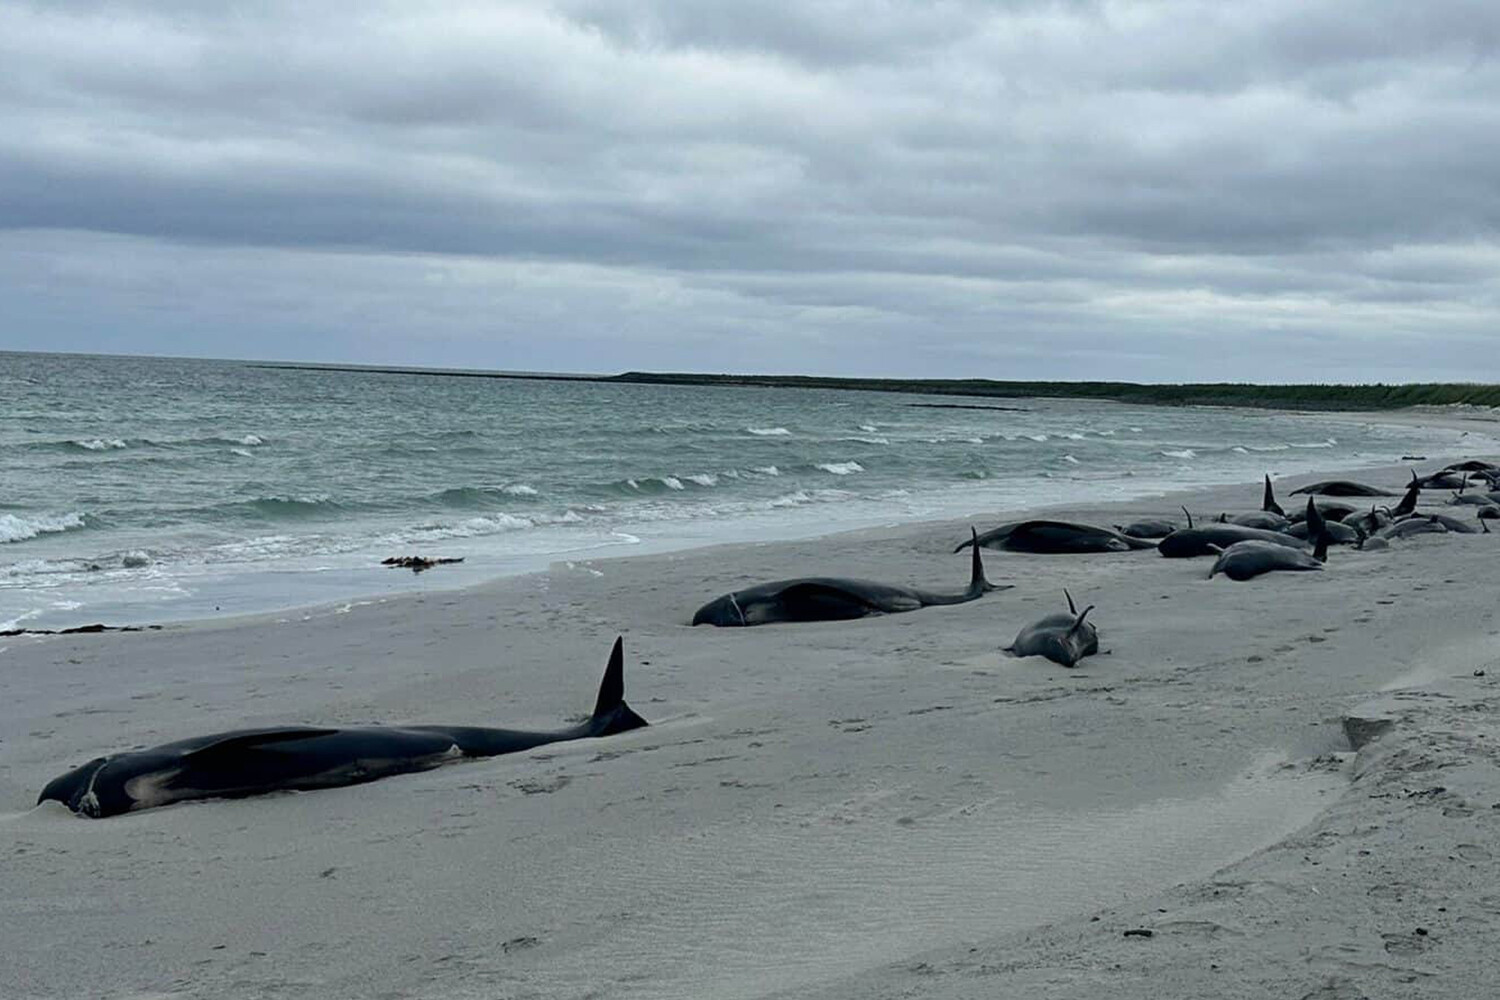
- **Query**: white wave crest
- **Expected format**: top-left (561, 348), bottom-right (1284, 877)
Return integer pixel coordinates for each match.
top-left (1289, 439), bottom-right (1336, 449)
top-left (1232, 446), bottom-right (1249, 454)
top-left (816, 461), bottom-right (864, 475)
top-left (684, 473), bottom-right (718, 487)
top-left (229, 447), bottom-right (254, 458)
top-left (0, 512), bottom-right (87, 544)
top-left (747, 426), bottom-right (791, 436)
top-left (770, 488), bottom-right (853, 508)
top-left (858, 424), bottom-right (879, 433)
top-left (1062, 454), bottom-right (1081, 464)
top-left (1063, 433), bottom-right (1085, 440)
top-left (1161, 449), bottom-right (1197, 460)
top-left (407, 512), bottom-right (534, 540)
top-left (1023, 434), bottom-right (1048, 442)
top-left (239, 434), bottom-right (263, 446)
top-left (75, 438), bottom-right (126, 450)
top-left (502, 484), bottom-right (539, 496)
top-left (662, 476), bottom-right (685, 490)
top-left (752, 465), bottom-right (781, 476)
top-left (844, 436), bottom-right (890, 445)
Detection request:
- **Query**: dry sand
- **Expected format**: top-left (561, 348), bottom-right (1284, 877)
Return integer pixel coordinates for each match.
top-left (3, 441), bottom-right (1499, 999)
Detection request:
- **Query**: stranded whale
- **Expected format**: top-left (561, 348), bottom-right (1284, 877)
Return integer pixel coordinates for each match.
top-left (693, 529), bottom-right (1005, 626)
top-left (38, 638), bottom-right (647, 818)
top-left (1004, 590), bottom-right (1099, 667)
top-left (956, 520), bottom-right (1156, 554)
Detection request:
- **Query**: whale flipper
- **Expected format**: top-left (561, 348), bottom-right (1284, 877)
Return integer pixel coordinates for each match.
top-left (183, 728), bottom-right (340, 761)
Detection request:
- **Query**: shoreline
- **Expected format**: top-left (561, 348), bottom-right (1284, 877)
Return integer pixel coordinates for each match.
top-left (4, 435), bottom-right (1500, 997)
top-left (8, 404), bottom-right (1497, 636)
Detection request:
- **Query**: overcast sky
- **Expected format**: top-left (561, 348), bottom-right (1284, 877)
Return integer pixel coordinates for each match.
top-left (3, 1), bottom-right (1499, 381)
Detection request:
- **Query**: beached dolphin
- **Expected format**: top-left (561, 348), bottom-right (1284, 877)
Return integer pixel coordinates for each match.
top-left (1444, 459), bottom-right (1500, 473)
top-left (693, 529), bottom-right (1006, 626)
top-left (1004, 589), bottom-right (1099, 667)
top-left (1209, 536), bottom-right (1328, 581)
top-left (956, 520), bottom-right (1155, 554)
top-left (38, 638), bottom-right (648, 818)
top-left (1290, 480), bottom-right (1396, 497)
top-left (1158, 508), bottom-right (1307, 558)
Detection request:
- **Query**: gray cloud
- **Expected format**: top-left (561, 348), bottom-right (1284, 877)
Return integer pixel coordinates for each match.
top-left (2, 0), bottom-right (1499, 381)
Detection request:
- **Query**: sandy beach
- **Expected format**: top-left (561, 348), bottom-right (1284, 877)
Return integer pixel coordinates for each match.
top-left (4, 430), bottom-right (1498, 999)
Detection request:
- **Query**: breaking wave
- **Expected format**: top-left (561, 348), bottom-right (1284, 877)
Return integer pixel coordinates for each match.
top-left (0, 511), bottom-right (90, 544)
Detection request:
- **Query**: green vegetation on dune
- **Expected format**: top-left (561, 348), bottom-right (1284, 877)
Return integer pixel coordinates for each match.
top-left (606, 373), bottom-right (1500, 410)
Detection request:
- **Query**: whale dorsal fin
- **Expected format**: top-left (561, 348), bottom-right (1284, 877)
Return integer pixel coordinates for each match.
top-left (1064, 588), bottom-right (1077, 615)
top-left (1263, 474), bottom-right (1284, 516)
top-left (1314, 530), bottom-right (1331, 563)
top-left (1070, 606), bottom-right (1095, 633)
top-left (592, 637), bottom-right (626, 719)
top-left (591, 636), bottom-right (649, 733)
top-left (183, 728), bottom-right (339, 761)
top-left (967, 527), bottom-right (995, 595)
top-left (1181, 505), bottom-right (1194, 529)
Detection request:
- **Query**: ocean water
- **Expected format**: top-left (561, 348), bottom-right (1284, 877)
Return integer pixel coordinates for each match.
top-left (0, 351), bottom-right (1483, 629)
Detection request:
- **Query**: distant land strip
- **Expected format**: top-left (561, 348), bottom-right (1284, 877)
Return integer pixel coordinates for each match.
top-left (250, 363), bottom-right (1500, 411)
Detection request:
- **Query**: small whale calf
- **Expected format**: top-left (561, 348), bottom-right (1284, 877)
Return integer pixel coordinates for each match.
top-left (1004, 590), bottom-right (1099, 667)
top-left (693, 529), bottom-right (1005, 626)
top-left (38, 638), bottom-right (648, 818)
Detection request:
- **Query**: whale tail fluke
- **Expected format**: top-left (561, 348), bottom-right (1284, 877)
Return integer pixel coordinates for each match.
top-left (592, 637), bottom-right (649, 734)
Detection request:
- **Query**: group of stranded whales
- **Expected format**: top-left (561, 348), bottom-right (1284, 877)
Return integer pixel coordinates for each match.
top-left (38, 461), bottom-right (1498, 817)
